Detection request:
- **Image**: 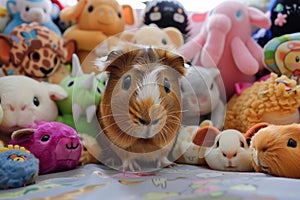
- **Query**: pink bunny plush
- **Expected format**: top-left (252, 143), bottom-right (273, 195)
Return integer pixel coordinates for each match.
top-left (179, 1), bottom-right (271, 99)
top-left (10, 121), bottom-right (82, 175)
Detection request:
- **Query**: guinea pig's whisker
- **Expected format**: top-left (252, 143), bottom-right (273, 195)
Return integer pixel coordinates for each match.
top-left (98, 113), bottom-right (127, 121)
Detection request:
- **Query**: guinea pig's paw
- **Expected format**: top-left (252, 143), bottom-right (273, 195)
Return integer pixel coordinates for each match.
top-left (156, 157), bottom-right (174, 169)
top-left (121, 159), bottom-right (142, 172)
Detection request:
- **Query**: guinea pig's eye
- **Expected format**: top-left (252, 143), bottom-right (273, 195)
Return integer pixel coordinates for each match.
top-left (161, 38), bottom-right (167, 45)
top-left (88, 5), bottom-right (94, 13)
top-left (164, 78), bottom-right (171, 93)
top-left (118, 12), bottom-right (122, 18)
top-left (240, 141), bottom-right (245, 148)
top-left (287, 138), bottom-right (297, 148)
top-left (33, 97), bottom-right (40, 107)
top-left (67, 80), bottom-right (74, 87)
top-left (41, 134), bottom-right (50, 142)
top-left (122, 75), bottom-right (131, 90)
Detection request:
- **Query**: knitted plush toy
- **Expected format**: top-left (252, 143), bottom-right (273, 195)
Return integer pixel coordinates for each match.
top-left (4, 0), bottom-right (62, 36)
top-left (224, 73), bottom-right (300, 133)
top-left (0, 22), bottom-right (76, 84)
top-left (0, 145), bottom-right (39, 189)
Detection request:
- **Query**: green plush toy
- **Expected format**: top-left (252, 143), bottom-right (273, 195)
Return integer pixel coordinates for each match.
top-left (56, 53), bottom-right (107, 137)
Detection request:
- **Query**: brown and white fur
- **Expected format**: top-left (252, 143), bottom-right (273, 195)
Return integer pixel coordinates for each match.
top-left (97, 47), bottom-right (185, 171)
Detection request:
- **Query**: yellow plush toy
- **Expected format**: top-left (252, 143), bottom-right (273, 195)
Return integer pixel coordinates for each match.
top-left (60, 0), bottom-right (134, 70)
top-left (119, 24), bottom-right (184, 50)
top-left (224, 73), bottom-right (300, 133)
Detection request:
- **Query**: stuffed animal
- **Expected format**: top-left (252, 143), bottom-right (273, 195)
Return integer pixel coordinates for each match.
top-left (59, 0), bottom-right (135, 66)
top-left (10, 121), bottom-right (82, 175)
top-left (143, 0), bottom-right (190, 42)
top-left (0, 75), bottom-right (68, 144)
top-left (253, 0), bottom-right (300, 47)
top-left (0, 145), bottom-right (39, 189)
top-left (56, 54), bottom-right (106, 164)
top-left (245, 122), bottom-right (300, 179)
top-left (192, 125), bottom-right (254, 172)
top-left (224, 73), bottom-right (300, 133)
top-left (179, 1), bottom-right (271, 99)
top-left (0, 22), bottom-right (76, 84)
top-left (98, 47), bottom-right (186, 172)
top-left (263, 32), bottom-right (300, 84)
top-left (3, 0), bottom-right (62, 36)
top-left (180, 65), bottom-right (225, 129)
top-left (119, 24), bottom-right (184, 50)
top-left (0, 7), bottom-right (10, 33)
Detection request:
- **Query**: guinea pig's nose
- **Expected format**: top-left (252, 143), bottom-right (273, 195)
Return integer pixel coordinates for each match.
top-left (222, 151), bottom-right (237, 159)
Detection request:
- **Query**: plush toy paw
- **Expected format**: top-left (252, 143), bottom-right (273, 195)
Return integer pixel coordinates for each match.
top-left (0, 145), bottom-right (39, 189)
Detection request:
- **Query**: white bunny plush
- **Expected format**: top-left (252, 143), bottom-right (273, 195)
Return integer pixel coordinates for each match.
top-left (192, 126), bottom-right (254, 172)
top-left (0, 75), bottom-right (67, 144)
top-left (180, 65), bottom-right (225, 129)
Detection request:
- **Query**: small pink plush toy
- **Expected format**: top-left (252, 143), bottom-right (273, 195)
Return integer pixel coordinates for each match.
top-left (9, 121), bottom-right (82, 175)
top-left (179, 1), bottom-right (271, 99)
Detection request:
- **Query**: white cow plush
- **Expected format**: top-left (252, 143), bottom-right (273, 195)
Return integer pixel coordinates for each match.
top-left (0, 75), bottom-right (67, 143)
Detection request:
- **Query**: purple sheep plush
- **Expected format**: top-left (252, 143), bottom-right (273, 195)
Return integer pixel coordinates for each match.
top-left (9, 121), bottom-right (82, 175)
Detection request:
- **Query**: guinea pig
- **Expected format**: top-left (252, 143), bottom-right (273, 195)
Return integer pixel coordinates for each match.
top-left (245, 122), bottom-right (300, 178)
top-left (193, 126), bottom-right (253, 172)
top-left (97, 47), bottom-right (186, 172)
top-left (10, 121), bottom-right (82, 175)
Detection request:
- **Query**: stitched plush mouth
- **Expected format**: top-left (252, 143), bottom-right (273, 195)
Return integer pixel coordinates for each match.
top-left (97, 20), bottom-right (111, 25)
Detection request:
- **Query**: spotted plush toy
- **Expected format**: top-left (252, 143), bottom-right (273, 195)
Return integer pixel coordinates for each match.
top-left (0, 145), bottom-right (39, 189)
top-left (0, 22), bottom-right (76, 84)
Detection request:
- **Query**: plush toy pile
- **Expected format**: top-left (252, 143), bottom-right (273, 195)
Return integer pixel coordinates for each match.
top-left (1, 0), bottom-right (300, 190)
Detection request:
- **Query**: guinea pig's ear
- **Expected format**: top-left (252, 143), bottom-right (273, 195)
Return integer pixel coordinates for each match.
top-left (193, 126), bottom-right (220, 147)
top-left (11, 128), bottom-right (36, 141)
top-left (106, 50), bottom-right (124, 62)
top-left (244, 122), bottom-right (269, 144)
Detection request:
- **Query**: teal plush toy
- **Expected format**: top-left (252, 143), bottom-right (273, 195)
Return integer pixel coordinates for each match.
top-left (0, 145), bottom-right (39, 189)
top-left (56, 54), bottom-right (107, 136)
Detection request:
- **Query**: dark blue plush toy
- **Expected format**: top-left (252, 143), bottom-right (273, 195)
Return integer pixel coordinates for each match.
top-left (143, 0), bottom-right (190, 41)
top-left (253, 0), bottom-right (300, 47)
top-left (0, 145), bottom-right (39, 189)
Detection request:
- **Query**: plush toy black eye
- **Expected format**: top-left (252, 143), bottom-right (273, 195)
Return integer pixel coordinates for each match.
top-left (216, 140), bottom-right (219, 148)
top-left (118, 12), bottom-right (122, 18)
top-left (164, 78), bottom-right (171, 93)
top-left (296, 56), bottom-right (300, 63)
top-left (25, 6), bottom-right (30, 12)
top-left (53, 56), bottom-right (58, 65)
top-left (122, 75), bottom-right (131, 90)
top-left (67, 80), bottom-right (74, 87)
top-left (240, 141), bottom-right (245, 148)
top-left (43, 8), bottom-right (47, 13)
top-left (287, 138), bottom-right (297, 148)
top-left (29, 51), bottom-right (40, 62)
top-left (88, 5), bottom-right (94, 13)
top-left (210, 83), bottom-right (214, 90)
top-left (161, 38), bottom-right (167, 45)
top-left (41, 134), bottom-right (50, 142)
top-left (33, 97), bottom-right (40, 107)
top-left (97, 86), bottom-right (101, 94)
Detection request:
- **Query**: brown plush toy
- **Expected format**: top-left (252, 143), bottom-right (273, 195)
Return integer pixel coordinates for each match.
top-left (245, 122), bottom-right (300, 179)
top-left (0, 22), bottom-right (76, 84)
top-left (224, 73), bottom-right (300, 133)
top-left (60, 0), bottom-right (135, 69)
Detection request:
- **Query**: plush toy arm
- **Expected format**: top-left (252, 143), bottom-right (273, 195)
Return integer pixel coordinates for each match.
top-left (246, 38), bottom-right (264, 71)
top-left (201, 14), bottom-right (231, 67)
top-left (178, 38), bottom-right (203, 62)
top-left (231, 37), bottom-right (259, 75)
top-left (63, 26), bottom-right (108, 51)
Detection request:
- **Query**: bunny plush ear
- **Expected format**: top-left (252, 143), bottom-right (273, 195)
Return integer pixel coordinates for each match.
top-left (193, 126), bottom-right (220, 147)
top-left (244, 122), bottom-right (269, 144)
top-left (11, 128), bottom-right (36, 141)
